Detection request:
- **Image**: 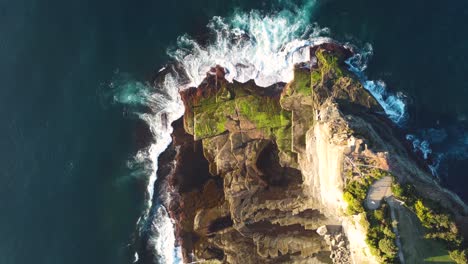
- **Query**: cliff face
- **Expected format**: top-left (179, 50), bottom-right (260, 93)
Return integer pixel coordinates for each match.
top-left (162, 43), bottom-right (468, 264)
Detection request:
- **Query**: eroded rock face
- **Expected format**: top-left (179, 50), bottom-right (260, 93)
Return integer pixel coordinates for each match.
top-left (161, 43), bottom-right (468, 263)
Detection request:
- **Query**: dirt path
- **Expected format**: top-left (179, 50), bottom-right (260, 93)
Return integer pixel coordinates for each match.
top-left (387, 197), bottom-right (405, 264)
top-left (365, 176), bottom-right (393, 210)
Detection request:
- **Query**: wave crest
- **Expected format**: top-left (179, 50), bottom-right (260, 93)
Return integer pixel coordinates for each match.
top-left (168, 9), bottom-right (330, 88)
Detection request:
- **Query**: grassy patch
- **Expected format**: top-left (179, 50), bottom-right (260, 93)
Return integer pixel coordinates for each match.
top-left (425, 254), bottom-right (456, 263)
top-left (390, 178), bottom-right (468, 263)
top-left (394, 204), bottom-right (455, 264)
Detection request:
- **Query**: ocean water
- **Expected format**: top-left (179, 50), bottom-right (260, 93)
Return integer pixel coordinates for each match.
top-left (1, 0), bottom-right (467, 264)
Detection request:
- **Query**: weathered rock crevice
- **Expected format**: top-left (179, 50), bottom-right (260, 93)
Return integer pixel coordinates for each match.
top-left (160, 43), bottom-right (468, 263)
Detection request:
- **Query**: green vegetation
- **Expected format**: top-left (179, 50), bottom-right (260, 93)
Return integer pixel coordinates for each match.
top-left (342, 168), bottom-right (398, 262)
top-left (391, 181), bottom-right (467, 264)
top-left (394, 201), bottom-right (455, 263)
top-left (450, 250), bottom-right (468, 264)
top-left (236, 93), bottom-right (292, 154)
top-left (192, 96), bottom-right (236, 139)
top-left (288, 69), bottom-right (312, 96)
top-left (188, 82), bottom-right (294, 156)
top-left (426, 254), bottom-right (457, 263)
top-left (363, 203), bottom-right (398, 263)
top-left (237, 95), bottom-right (290, 131)
top-left (379, 238), bottom-right (398, 258)
top-left (311, 70), bottom-right (321, 85)
top-left (391, 182), bottom-right (404, 198)
top-left (341, 139), bottom-right (466, 264)
top-left (316, 49), bottom-right (344, 81)
top-left (343, 168), bottom-right (390, 215)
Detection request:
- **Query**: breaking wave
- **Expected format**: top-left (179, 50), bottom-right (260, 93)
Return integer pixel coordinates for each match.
top-left (169, 7), bottom-right (331, 88)
top-left (112, 71), bottom-right (184, 263)
top-left (346, 44), bottom-right (407, 124)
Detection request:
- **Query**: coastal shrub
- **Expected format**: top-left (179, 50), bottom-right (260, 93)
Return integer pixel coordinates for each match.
top-left (342, 169), bottom-right (400, 262)
top-left (449, 249), bottom-right (468, 264)
top-left (359, 213), bottom-right (371, 230)
top-left (343, 168), bottom-right (389, 216)
top-left (373, 209), bottom-right (384, 221)
top-left (378, 238), bottom-right (398, 258)
top-left (383, 226), bottom-right (396, 239)
top-left (413, 199), bottom-right (461, 245)
top-left (400, 194), bottom-right (465, 261)
top-left (391, 182), bottom-right (404, 198)
top-left (344, 191), bottom-right (363, 215)
top-left (361, 202), bottom-right (398, 262)
top-left (414, 200), bottom-right (434, 228)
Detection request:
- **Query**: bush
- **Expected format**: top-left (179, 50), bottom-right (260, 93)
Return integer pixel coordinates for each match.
top-left (373, 209), bottom-right (384, 222)
top-left (414, 200), bottom-right (434, 228)
top-left (449, 249), bottom-right (468, 264)
top-left (383, 227), bottom-right (396, 239)
top-left (391, 183), bottom-right (404, 198)
top-left (378, 238), bottom-right (398, 258)
top-left (344, 191), bottom-right (364, 215)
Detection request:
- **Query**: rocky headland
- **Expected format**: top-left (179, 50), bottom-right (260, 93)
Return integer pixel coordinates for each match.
top-left (157, 43), bottom-right (468, 263)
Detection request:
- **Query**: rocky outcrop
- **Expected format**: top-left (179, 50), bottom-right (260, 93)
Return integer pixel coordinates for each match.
top-left (161, 43), bottom-right (468, 263)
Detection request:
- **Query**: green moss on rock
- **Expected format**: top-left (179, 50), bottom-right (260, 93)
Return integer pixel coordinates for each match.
top-left (316, 48), bottom-right (344, 80)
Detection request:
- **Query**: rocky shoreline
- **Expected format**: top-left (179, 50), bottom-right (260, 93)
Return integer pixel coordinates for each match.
top-left (155, 43), bottom-right (468, 263)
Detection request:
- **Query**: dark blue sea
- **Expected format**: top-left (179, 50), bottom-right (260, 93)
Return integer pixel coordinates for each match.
top-left (0, 0), bottom-right (467, 263)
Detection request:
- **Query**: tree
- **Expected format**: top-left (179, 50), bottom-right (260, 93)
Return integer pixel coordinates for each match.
top-left (449, 249), bottom-right (467, 264)
top-left (378, 238), bottom-right (397, 258)
top-left (414, 200), bottom-right (434, 228)
top-left (392, 183), bottom-right (404, 198)
top-left (373, 209), bottom-right (384, 221)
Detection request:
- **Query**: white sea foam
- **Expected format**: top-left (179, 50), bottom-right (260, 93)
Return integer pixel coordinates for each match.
top-left (169, 9), bottom-right (331, 88)
top-left (407, 127), bottom-right (468, 179)
top-left (148, 205), bottom-right (182, 264)
top-left (406, 134), bottom-right (432, 159)
top-left (113, 72), bottom-right (184, 263)
top-left (346, 44), bottom-right (407, 124)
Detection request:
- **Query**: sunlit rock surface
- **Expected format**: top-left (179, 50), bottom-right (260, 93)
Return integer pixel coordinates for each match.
top-left (157, 43), bottom-right (468, 264)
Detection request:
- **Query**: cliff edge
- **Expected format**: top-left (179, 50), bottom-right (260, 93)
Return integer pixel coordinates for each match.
top-left (159, 43), bottom-right (468, 263)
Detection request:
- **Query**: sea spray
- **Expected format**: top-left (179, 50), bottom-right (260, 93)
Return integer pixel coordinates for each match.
top-left (345, 43), bottom-right (408, 124)
top-left (113, 69), bottom-right (185, 263)
top-left (168, 9), bottom-right (330, 88)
